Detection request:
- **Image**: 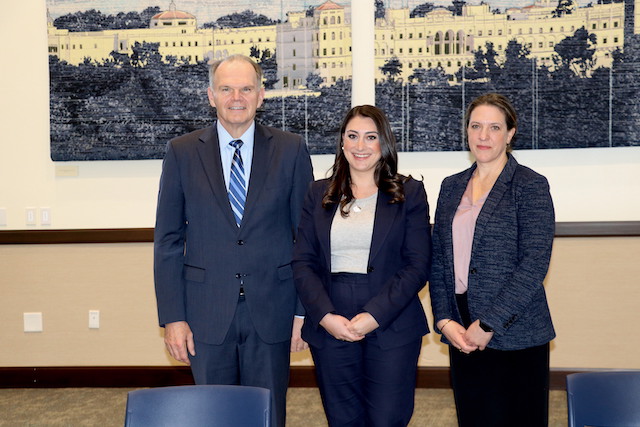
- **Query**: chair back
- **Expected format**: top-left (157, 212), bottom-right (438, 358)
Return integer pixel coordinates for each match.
top-left (567, 371), bottom-right (640, 427)
top-left (124, 384), bottom-right (271, 427)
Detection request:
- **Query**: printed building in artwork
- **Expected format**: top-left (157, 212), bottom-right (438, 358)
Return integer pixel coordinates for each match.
top-left (375, 0), bottom-right (629, 81)
top-left (47, 0), bottom-right (639, 87)
top-left (276, 0), bottom-right (352, 89)
top-left (276, 0), bottom-right (638, 86)
top-left (47, 1), bottom-right (277, 66)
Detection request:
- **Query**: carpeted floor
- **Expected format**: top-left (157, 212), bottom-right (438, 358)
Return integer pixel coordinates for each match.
top-left (0, 387), bottom-right (567, 426)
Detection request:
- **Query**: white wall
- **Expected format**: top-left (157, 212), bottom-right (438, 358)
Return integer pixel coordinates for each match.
top-left (1, 2), bottom-right (639, 231)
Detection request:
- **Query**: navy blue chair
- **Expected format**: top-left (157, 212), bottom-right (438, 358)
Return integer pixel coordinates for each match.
top-left (566, 371), bottom-right (640, 427)
top-left (124, 384), bottom-right (271, 427)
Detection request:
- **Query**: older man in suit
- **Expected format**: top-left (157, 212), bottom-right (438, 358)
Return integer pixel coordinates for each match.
top-left (154, 54), bottom-right (313, 427)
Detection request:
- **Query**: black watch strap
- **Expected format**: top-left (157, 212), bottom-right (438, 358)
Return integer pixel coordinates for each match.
top-left (479, 320), bottom-right (494, 333)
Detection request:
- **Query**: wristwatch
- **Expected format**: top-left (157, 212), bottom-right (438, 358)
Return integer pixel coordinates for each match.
top-left (479, 320), bottom-right (494, 333)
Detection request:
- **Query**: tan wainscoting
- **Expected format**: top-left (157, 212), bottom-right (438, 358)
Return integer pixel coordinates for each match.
top-left (1, 224), bottom-right (639, 370)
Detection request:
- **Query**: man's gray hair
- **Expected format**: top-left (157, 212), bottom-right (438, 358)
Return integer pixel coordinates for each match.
top-left (208, 54), bottom-right (264, 89)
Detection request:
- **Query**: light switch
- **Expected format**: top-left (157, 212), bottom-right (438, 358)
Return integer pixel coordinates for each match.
top-left (26, 208), bottom-right (37, 226)
top-left (41, 208), bottom-right (52, 226)
top-left (89, 310), bottom-right (100, 329)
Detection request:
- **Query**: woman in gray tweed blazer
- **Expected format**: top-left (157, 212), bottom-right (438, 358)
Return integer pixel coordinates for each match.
top-left (429, 93), bottom-right (555, 427)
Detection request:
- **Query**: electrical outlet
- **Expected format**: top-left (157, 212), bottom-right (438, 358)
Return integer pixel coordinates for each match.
top-left (24, 312), bottom-right (43, 332)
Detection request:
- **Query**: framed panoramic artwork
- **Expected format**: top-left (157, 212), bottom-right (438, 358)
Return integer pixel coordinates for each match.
top-left (372, 0), bottom-right (640, 151)
top-left (47, 0), bottom-right (352, 160)
top-left (47, 0), bottom-right (639, 160)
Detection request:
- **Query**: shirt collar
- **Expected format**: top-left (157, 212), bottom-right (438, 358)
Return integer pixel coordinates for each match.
top-left (216, 121), bottom-right (256, 149)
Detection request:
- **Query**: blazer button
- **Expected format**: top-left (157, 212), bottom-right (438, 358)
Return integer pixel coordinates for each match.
top-left (237, 240), bottom-right (244, 245)
top-left (470, 268), bottom-right (477, 274)
top-left (367, 266), bottom-right (374, 273)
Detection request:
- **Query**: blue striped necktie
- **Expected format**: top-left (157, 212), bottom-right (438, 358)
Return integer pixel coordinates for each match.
top-left (228, 139), bottom-right (246, 227)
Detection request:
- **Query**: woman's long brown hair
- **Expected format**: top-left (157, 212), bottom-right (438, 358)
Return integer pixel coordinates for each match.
top-left (322, 105), bottom-right (408, 217)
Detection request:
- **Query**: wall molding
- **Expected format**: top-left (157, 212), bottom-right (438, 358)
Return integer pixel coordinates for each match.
top-left (0, 228), bottom-right (155, 244)
top-left (0, 366), bottom-right (582, 390)
top-left (554, 221), bottom-right (640, 237)
top-left (1, 222), bottom-right (639, 244)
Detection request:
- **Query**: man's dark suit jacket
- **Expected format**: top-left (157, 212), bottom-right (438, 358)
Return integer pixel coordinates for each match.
top-left (154, 122), bottom-right (313, 345)
top-left (430, 154), bottom-right (556, 351)
top-left (292, 178), bottom-right (432, 350)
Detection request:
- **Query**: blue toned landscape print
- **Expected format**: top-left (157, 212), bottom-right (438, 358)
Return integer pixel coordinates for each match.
top-left (373, 0), bottom-right (640, 151)
top-left (47, 0), bottom-right (352, 160)
top-left (47, 0), bottom-right (639, 160)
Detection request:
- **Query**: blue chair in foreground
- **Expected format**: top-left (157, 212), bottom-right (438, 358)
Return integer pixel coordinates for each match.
top-left (566, 371), bottom-right (640, 427)
top-left (124, 384), bottom-right (271, 427)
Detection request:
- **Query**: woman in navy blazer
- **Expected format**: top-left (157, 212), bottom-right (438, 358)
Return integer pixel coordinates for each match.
top-left (293, 105), bottom-right (432, 427)
top-left (429, 93), bottom-right (555, 426)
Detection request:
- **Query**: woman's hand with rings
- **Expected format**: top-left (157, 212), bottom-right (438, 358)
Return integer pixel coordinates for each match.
top-left (438, 319), bottom-right (478, 354)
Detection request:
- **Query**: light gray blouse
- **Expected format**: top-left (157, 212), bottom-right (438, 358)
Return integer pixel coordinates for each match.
top-left (330, 192), bottom-right (378, 274)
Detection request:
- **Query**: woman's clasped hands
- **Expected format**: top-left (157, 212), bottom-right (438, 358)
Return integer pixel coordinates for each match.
top-left (439, 319), bottom-right (494, 354)
top-left (319, 312), bottom-right (380, 342)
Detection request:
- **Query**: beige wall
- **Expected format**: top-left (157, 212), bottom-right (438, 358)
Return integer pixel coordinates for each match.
top-left (1, 236), bottom-right (639, 369)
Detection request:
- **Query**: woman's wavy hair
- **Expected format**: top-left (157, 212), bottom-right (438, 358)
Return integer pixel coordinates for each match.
top-left (322, 105), bottom-right (408, 217)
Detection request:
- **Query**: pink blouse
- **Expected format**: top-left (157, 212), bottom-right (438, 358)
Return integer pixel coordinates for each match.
top-left (452, 177), bottom-right (488, 294)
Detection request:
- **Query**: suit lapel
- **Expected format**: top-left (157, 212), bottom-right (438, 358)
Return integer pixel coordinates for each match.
top-left (241, 123), bottom-right (273, 228)
top-left (368, 191), bottom-right (398, 263)
top-left (441, 167), bottom-right (475, 276)
top-left (472, 154), bottom-right (518, 251)
top-left (196, 125), bottom-right (237, 229)
top-left (318, 198), bottom-right (338, 271)
top-left (444, 167), bottom-right (475, 239)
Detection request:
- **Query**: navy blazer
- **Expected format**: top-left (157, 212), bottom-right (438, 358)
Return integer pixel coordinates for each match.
top-left (429, 154), bottom-right (556, 351)
top-left (293, 178), bottom-right (432, 350)
top-left (154, 122), bottom-right (313, 345)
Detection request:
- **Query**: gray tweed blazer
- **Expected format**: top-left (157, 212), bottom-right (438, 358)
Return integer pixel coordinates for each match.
top-left (429, 154), bottom-right (556, 350)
